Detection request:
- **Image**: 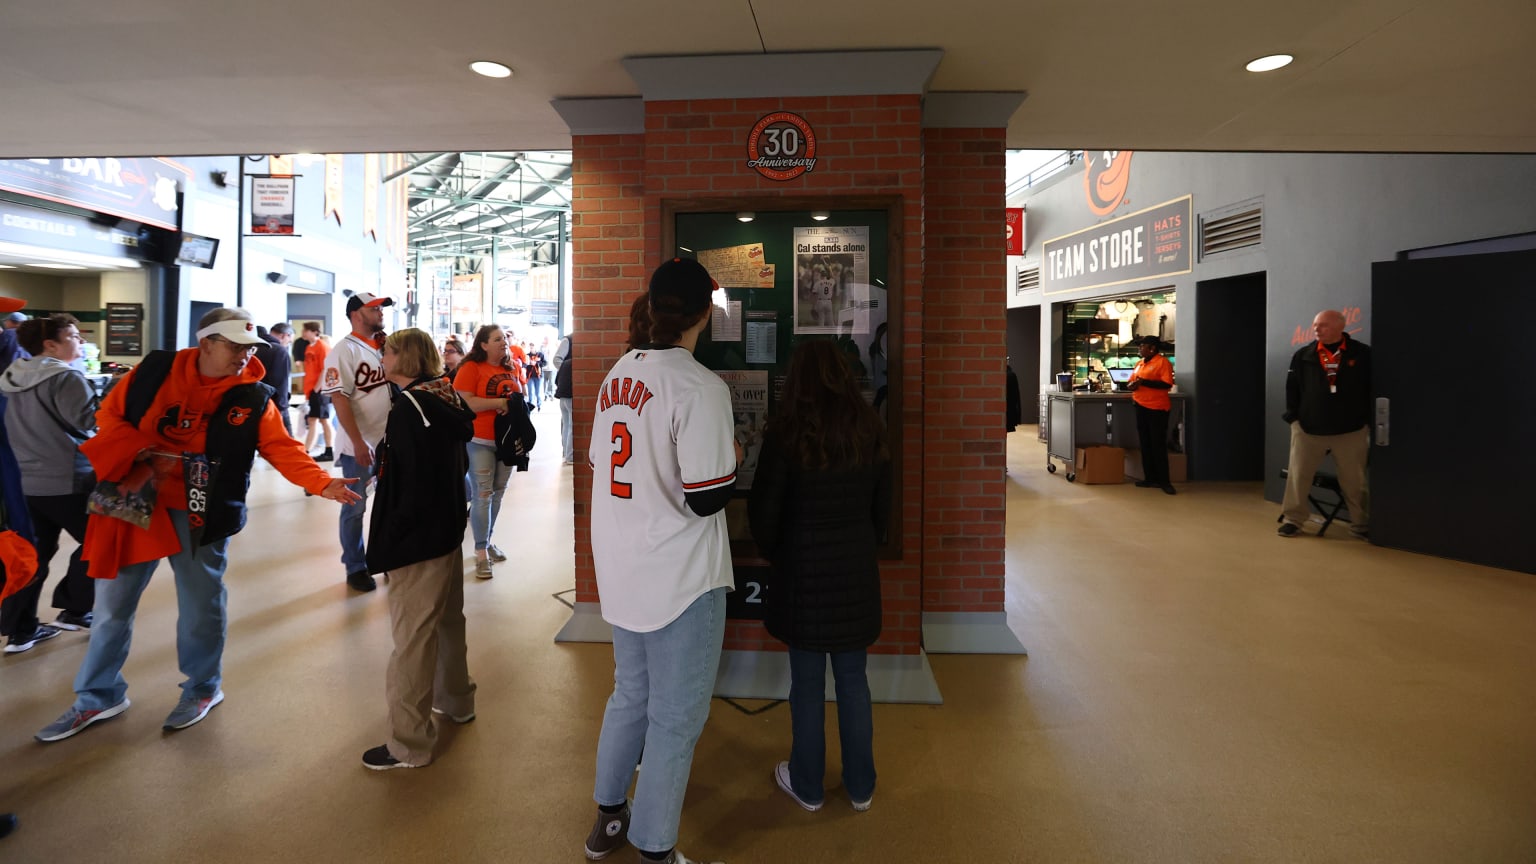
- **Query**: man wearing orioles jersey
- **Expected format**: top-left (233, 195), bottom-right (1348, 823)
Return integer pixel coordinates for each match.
top-left (581, 258), bottom-right (738, 864)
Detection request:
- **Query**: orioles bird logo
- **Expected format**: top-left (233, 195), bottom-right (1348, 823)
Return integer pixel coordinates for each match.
top-left (1084, 150), bottom-right (1134, 216)
top-left (156, 404), bottom-right (194, 440)
top-left (227, 406), bottom-right (253, 426)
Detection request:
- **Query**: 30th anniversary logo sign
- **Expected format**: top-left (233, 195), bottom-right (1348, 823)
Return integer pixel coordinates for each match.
top-left (746, 113), bottom-right (818, 181)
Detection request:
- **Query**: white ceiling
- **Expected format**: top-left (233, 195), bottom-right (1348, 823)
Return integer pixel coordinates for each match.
top-left (1, 0), bottom-right (1533, 159)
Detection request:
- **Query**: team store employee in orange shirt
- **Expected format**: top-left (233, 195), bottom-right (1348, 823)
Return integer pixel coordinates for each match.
top-left (1128, 334), bottom-right (1177, 495)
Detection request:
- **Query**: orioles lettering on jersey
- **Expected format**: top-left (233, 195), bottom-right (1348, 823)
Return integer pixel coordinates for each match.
top-left (353, 361), bottom-right (389, 392)
top-left (598, 376), bottom-right (656, 415)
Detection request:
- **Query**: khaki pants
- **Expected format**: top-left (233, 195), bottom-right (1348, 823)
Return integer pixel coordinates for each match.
top-left (383, 549), bottom-right (476, 765)
top-left (1281, 423), bottom-right (1370, 533)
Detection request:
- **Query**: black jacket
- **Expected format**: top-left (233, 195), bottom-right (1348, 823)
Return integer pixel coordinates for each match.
top-left (1284, 335), bottom-right (1372, 435)
top-left (365, 375), bottom-right (475, 574)
top-left (553, 341), bottom-right (573, 399)
top-left (1006, 364), bottom-right (1022, 431)
top-left (255, 334), bottom-right (293, 416)
top-left (748, 427), bottom-right (892, 653)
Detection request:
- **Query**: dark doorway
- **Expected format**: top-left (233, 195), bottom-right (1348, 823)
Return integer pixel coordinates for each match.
top-left (1006, 306), bottom-right (1041, 423)
top-left (1370, 248), bottom-right (1535, 574)
top-left (1192, 272), bottom-right (1266, 481)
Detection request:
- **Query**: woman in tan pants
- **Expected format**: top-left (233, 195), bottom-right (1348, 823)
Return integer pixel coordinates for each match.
top-left (361, 328), bottom-right (478, 769)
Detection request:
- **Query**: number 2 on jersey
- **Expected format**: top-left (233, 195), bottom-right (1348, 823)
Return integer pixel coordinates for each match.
top-left (610, 421), bottom-right (633, 499)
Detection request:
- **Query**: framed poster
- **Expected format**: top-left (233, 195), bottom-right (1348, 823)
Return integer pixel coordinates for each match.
top-left (104, 302), bottom-right (144, 356)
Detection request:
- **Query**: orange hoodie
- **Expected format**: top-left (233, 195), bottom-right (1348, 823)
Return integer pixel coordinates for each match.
top-left (80, 348), bottom-right (335, 577)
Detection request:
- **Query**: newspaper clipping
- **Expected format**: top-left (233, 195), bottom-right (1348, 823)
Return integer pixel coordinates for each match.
top-left (717, 370), bottom-right (768, 490)
top-left (697, 243), bottom-right (776, 289)
top-left (794, 225), bottom-right (869, 334)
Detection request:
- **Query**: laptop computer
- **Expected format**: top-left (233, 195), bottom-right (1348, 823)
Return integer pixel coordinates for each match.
top-left (1108, 368), bottom-right (1135, 390)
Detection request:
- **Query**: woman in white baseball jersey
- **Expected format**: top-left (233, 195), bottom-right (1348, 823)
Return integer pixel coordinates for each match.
top-left (582, 258), bottom-right (737, 864)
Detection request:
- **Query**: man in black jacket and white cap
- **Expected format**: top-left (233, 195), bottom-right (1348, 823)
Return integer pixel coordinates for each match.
top-left (1279, 309), bottom-right (1372, 538)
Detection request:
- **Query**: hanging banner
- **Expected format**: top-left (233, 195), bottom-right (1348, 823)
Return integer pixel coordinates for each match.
top-left (1005, 207), bottom-right (1025, 256)
top-left (249, 175), bottom-right (296, 235)
top-left (270, 154), bottom-right (293, 175)
top-left (363, 154), bottom-right (379, 242)
top-left (0, 157), bottom-right (190, 231)
top-left (324, 154), bottom-right (345, 225)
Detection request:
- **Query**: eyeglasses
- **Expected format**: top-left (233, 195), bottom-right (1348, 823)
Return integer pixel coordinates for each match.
top-left (209, 336), bottom-right (259, 354)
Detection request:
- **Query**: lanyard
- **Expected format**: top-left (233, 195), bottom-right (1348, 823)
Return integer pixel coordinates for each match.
top-left (1315, 339), bottom-right (1345, 394)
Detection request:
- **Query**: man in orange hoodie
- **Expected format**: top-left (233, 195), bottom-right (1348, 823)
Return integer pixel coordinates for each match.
top-left (35, 308), bottom-right (360, 743)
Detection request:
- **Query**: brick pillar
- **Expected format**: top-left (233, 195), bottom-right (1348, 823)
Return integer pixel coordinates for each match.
top-left (920, 127), bottom-right (1008, 614)
top-left (570, 133), bottom-right (647, 607)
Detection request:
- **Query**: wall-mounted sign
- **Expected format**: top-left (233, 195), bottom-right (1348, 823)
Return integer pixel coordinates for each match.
top-left (0, 200), bottom-right (147, 262)
top-left (1042, 195), bottom-right (1192, 296)
top-left (1084, 150), bottom-right (1133, 216)
top-left (746, 112), bottom-right (818, 181)
top-left (530, 299), bottom-right (559, 327)
top-left (0, 158), bottom-right (189, 231)
top-left (250, 175), bottom-right (296, 234)
top-left (1006, 207), bottom-right (1025, 256)
top-left (104, 302), bottom-right (144, 356)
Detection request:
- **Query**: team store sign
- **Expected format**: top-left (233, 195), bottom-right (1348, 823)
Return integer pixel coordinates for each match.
top-left (746, 112), bottom-right (818, 181)
top-left (1042, 195), bottom-right (1192, 295)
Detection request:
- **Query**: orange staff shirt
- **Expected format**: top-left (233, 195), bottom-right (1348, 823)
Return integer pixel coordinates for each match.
top-left (1131, 354), bottom-right (1174, 411)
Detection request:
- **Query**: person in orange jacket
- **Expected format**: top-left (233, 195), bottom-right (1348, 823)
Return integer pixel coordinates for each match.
top-left (35, 308), bottom-right (360, 744)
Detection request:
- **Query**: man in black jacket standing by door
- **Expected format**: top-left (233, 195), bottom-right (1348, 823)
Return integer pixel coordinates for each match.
top-left (1279, 309), bottom-right (1372, 539)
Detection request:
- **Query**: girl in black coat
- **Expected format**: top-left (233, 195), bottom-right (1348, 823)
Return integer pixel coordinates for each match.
top-left (748, 339), bottom-right (891, 813)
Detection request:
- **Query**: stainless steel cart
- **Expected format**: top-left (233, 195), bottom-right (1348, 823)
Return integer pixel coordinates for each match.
top-left (1045, 392), bottom-right (1186, 481)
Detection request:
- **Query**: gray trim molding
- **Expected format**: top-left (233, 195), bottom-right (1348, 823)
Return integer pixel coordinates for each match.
top-left (714, 649), bottom-right (943, 705)
top-left (923, 611), bottom-right (1027, 654)
top-left (622, 50), bottom-right (944, 100)
top-left (550, 98), bottom-right (645, 136)
top-left (922, 92), bottom-right (1028, 129)
top-left (553, 602), bottom-right (614, 643)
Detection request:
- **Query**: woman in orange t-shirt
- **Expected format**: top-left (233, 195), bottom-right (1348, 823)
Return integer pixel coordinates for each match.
top-left (301, 322), bottom-right (335, 460)
top-left (453, 324), bottom-right (520, 577)
top-left (1127, 335), bottom-right (1176, 494)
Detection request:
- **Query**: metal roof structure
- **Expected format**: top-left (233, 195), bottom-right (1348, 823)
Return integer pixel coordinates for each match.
top-left (404, 151), bottom-right (571, 265)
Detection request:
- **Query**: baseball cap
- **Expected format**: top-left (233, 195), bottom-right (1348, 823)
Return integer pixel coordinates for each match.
top-left (0, 297), bottom-right (25, 315)
top-left (195, 318), bottom-right (266, 345)
top-left (1136, 335), bottom-right (1162, 347)
top-left (648, 258), bottom-right (719, 317)
top-left (345, 292), bottom-right (395, 315)
top-left (4, 312), bottom-right (26, 323)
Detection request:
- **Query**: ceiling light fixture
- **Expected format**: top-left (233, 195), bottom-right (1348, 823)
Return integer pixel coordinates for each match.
top-left (736, 212), bottom-right (755, 223)
top-left (810, 210), bottom-right (830, 221)
top-left (470, 61), bottom-right (514, 79)
top-left (1245, 54), bottom-right (1294, 72)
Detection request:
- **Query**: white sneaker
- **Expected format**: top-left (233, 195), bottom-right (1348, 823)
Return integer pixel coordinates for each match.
top-left (774, 760), bottom-right (823, 811)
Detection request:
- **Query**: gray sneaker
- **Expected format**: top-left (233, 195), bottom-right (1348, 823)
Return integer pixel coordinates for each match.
top-left (486, 544), bottom-right (508, 563)
top-left (36, 698), bottom-right (131, 742)
top-left (163, 690), bottom-right (224, 731)
top-left (584, 802), bottom-right (630, 860)
top-left (648, 851), bottom-right (724, 864)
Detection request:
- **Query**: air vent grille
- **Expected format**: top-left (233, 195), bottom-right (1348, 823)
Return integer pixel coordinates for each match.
top-left (1016, 266), bottom-right (1040, 295)
top-left (1200, 201), bottom-right (1263, 258)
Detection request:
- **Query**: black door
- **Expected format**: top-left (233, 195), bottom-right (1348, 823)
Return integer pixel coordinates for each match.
top-left (1370, 249), bottom-right (1535, 574)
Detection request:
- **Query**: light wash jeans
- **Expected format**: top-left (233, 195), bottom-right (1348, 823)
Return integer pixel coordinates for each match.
top-left (594, 588), bottom-right (727, 854)
top-left (560, 397), bottom-right (574, 462)
top-left (336, 452), bottom-right (372, 575)
top-left (467, 442), bottom-right (510, 551)
top-left (74, 509), bottom-right (231, 711)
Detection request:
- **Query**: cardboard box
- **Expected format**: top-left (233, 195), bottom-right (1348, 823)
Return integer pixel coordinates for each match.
top-left (1124, 449), bottom-right (1187, 483)
top-left (1074, 446), bottom-right (1126, 484)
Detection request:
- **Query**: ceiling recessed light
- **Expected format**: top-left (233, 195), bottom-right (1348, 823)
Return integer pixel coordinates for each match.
top-left (1245, 54), bottom-right (1294, 73)
top-left (470, 61), bottom-right (514, 79)
top-left (810, 210), bottom-right (830, 221)
top-left (736, 212), bottom-right (755, 223)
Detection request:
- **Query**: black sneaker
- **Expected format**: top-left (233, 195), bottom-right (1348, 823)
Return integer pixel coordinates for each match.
top-left (361, 744), bottom-right (421, 771)
top-left (316, 448), bottom-right (334, 462)
top-left (346, 571), bottom-right (377, 592)
top-left (54, 611), bottom-right (92, 631)
top-left (1161, 484), bottom-right (1177, 495)
top-left (583, 801), bottom-right (630, 859)
top-left (0, 812), bottom-right (15, 839)
top-left (5, 624), bottom-right (62, 654)
top-left (1277, 522), bottom-right (1302, 537)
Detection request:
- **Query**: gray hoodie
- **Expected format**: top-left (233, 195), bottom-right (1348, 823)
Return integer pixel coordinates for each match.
top-left (0, 356), bottom-right (96, 496)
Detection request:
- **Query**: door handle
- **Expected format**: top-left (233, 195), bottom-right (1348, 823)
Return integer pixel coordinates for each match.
top-left (1375, 397), bottom-right (1390, 446)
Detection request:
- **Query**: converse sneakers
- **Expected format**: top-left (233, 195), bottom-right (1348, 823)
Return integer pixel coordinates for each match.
top-left (584, 801), bottom-right (630, 859)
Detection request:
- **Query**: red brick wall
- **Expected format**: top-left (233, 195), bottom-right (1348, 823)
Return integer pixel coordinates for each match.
top-left (569, 99), bottom-right (1007, 655)
top-left (920, 128), bottom-right (1009, 613)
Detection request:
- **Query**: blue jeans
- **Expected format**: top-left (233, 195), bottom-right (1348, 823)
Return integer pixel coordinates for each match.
top-left (336, 453), bottom-right (372, 575)
top-left (467, 442), bottom-right (510, 551)
top-left (74, 509), bottom-right (231, 711)
top-left (560, 397), bottom-right (574, 462)
top-left (594, 588), bottom-right (727, 854)
top-left (527, 375), bottom-right (542, 408)
top-left (786, 647), bottom-right (876, 804)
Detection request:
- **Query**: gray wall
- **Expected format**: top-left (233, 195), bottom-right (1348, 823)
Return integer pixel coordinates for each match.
top-left (1010, 152), bottom-right (1536, 500)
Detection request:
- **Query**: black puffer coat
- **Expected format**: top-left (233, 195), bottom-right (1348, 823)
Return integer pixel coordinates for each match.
top-left (747, 427), bottom-right (892, 653)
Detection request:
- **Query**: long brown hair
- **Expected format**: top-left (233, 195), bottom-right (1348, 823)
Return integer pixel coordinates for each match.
top-left (464, 324), bottom-right (511, 368)
top-left (773, 339), bottom-right (888, 470)
top-left (626, 293), bottom-right (653, 350)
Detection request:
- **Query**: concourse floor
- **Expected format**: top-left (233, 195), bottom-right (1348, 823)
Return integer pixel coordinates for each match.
top-left (1, 414), bottom-right (1533, 863)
